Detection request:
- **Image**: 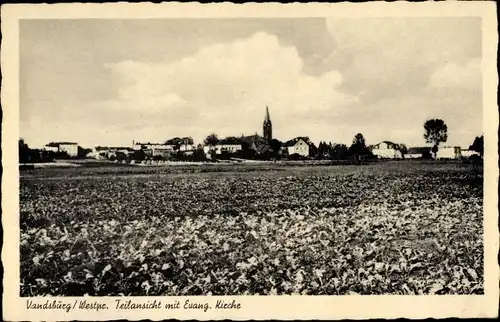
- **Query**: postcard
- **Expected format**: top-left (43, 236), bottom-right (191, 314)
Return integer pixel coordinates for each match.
top-left (1, 1), bottom-right (498, 320)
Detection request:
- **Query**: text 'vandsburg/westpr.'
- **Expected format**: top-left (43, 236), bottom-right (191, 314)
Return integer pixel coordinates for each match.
top-left (26, 300), bottom-right (108, 312)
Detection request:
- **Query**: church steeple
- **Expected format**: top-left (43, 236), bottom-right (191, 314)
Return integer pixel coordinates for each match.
top-left (263, 105), bottom-right (272, 141)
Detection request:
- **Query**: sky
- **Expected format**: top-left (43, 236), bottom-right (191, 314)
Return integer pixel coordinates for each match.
top-left (20, 17), bottom-right (482, 149)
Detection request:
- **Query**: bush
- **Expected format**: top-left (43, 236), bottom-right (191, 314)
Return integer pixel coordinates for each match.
top-left (287, 153), bottom-right (308, 161)
top-left (466, 154), bottom-right (483, 165)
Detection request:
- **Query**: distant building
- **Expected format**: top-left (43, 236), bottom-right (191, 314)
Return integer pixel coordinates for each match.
top-left (461, 149), bottom-right (480, 158)
top-left (283, 137), bottom-right (312, 157)
top-left (179, 144), bottom-right (195, 152)
top-left (371, 141), bottom-right (403, 159)
top-left (91, 146), bottom-right (109, 159)
top-left (91, 146), bottom-right (134, 159)
top-left (254, 143), bottom-right (273, 155)
top-left (436, 146), bottom-right (461, 159)
top-left (43, 145), bottom-right (59, 153)
top-left (405, 147), bottom-right (432, 159)
top-left (151, 148), bottom-right (173, 157)
top-left (44, 142), bottom-right (78, 157)
top-left (207, 137), bottom-right (242, 155)
top-left (239, 133), bottom-right (264, 150)
top-left (201, 106), bottom-right (275, 158)
top-left (133, 142), bottom-right (175, 154)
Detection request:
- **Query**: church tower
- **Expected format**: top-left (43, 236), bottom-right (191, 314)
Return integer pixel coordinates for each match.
top-left (263, 106), bottom-right (272, 141)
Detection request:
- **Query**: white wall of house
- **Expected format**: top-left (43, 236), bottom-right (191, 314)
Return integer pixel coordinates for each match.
top-left (152, 148), bottom-right (172, 157)
top-left (378, 142), bottom-right (390, 149)
top-left (59, 144), bottom-right (78, 157)
top-left (118, 149), bottom-right (132, 155)
top-left (134, 143), bottom-right (175, 151)
top-left (214, 144), bottom-right (242, 154)
top-left (287, 139), bottom-right (309, 157)
top-left (372, 142), bottom-right (403, 159)
top-left (372, 148), bottom-right (402, 159)
top-left (179, 144), bottom-right (195, 152)
top-left (461, 149), bottom-right (479, 158)
top-left (94, 152), bottom-right (108, 159)
top-left (90, 147), bottom-right (108, 159)
top-left (405, 153), bottom-right (422, 159)
top-left (43, 146), bottom-right (59, 153)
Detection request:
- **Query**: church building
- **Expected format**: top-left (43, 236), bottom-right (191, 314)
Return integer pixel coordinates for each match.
top-left (263, 105), bottom-right (272, 141)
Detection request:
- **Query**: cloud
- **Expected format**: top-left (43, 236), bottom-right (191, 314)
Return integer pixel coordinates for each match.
top-left (325, 17), bottom-right (482, 101)
top-left (101, 32), bottom-right (358, 142)
top-left (20, 19), bottom-right (482, 149)
top-left (430, 59), bottom-right (481, 90)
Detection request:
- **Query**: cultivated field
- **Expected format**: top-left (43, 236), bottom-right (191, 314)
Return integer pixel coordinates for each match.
top-left (20, 161), bottom-right (484, 296)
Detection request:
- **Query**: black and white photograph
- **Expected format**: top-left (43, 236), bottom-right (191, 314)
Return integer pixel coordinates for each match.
top-left (2, 1), bottom-right (498, 320)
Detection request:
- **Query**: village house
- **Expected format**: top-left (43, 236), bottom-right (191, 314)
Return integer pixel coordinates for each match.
top-left (133, 142), bottom-right (175, 151)
top-left (179, 144), bottom-right (196, 152)
top-left (203, 107), bottom-right (275, 158)
top-left (371, 141), bottom-right (403, 159)
top-left (203, 137), bottom-right (242, 155)
top-left (91, 146), bottom-right (110, 159)
top-left (133, 142), bottom-right (175, 157)
top-left (44, 142), bottom-right (79, 157)
top-left (239, 133), bottom-right (275, 156)
top-left (283, 137), bottom-right (312, 157)
top-left (91, 146), bottom-right (134, 159)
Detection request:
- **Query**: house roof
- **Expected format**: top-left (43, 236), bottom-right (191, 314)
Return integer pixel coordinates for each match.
top-left (255, 144), bottom-right (272, 154)
top-left (164, 137), bottom-right (194, 145)
top-left (46, 142), bottom-right (78, 147)
top-left (95, 146), bottom-right (134, 152)
top-left (240, 134), bottom-right (267, 145)
top-left (283, 137), bottom-right (312, 147)
top-left (217, 137), bottom-right (242, 145)
top-left (407, 147), bottom-right (431, 154)
top-left (373, 141), bottom-right (399, 149)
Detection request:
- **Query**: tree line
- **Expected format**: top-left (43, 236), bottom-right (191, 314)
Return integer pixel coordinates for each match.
top-left (18, 139), bottom-right (91, 163)
top-left (18, 118), bottom-right (484, 164)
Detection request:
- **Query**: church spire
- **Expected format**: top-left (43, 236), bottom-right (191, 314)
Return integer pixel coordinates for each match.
top-left (263, 105), bottom-right (272, 141)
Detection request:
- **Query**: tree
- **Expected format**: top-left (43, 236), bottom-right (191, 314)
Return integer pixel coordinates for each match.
top-left (237, 140), bottom-right (257, 160)
top-left (352, 133), bottom-right (365, 146)
top-left (424, 119), bottom-right (448, 157)
top-left (132, 149), bottom-right (146, 162)
top-left (183, 137), bottom-right (194, 145)
top-left (349, 133), bottom-right (372, 159)
top-left (78, 146), bottom-right (92, 158)
top-left (331, 144), bottom-right (348, 160)
top-left (115, 151), bottom-right (127, 162)
top-left (269, 139), bottom-right (282, 158)
top-left (316, 141), bottom-right (329, 159)
top-left (397, 143), bottom-right (408, 157)
top-left (165, 137), bottom-right (184, 150)
top-left (204, 133), bottom-right (219, 146)
top-left (19, 138), bottom-right (31, 163)
top-left (193, 145), bottom-right (207, 161)
top-left (469, 135), bottom-right (484, 157)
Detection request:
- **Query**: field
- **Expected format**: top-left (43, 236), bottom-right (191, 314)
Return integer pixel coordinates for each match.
top-left (20, 161), bottom-right (484, 296)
